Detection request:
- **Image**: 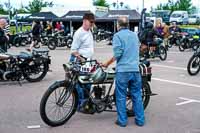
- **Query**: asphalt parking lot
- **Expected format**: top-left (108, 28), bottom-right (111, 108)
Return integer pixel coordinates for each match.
top-left (0, 43), bottom-right (200, 133)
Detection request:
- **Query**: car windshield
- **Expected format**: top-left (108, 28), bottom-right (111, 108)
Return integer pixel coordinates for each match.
top-left (171, 14), bottom-right (182, 18)
top-left (189, 15), bottom-right (196, 18)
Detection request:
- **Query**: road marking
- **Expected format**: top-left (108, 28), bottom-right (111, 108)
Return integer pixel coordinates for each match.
top-left (166, 60), bottom-right (175, 63)
top-left (152, 77), bottom-right (200, 88)
top-left (27, 125), bottom-right (41, 129)
top-left (176, 97), bottom-right (200, 106)
top-left (152, 64), bottom-right (187, 71)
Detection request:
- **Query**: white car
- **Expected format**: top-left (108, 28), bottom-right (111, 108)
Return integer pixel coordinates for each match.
top-left (188, 15), bottom-right (200, 24)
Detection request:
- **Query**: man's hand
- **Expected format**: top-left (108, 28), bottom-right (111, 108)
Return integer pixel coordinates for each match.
top-left (101, 62), bottom-right (109, 68)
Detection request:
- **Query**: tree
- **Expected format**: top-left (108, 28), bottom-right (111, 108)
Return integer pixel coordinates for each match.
top-left (155, 0), bottom-right (194, 13)
top-left (0, 4), bottom-right (7, 14)
top-left (25, 0), bottom-right (53, 13)
top-left (93, 0), bottom-right (109, 7)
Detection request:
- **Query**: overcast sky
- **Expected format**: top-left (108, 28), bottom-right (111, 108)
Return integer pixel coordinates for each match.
top-left (0, 0), bottom-right (199, 12)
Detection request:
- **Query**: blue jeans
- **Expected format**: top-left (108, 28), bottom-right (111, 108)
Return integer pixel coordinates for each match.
top-left (69, 55), bottom-right (91, 107)
top-left (115, 72), bottom-right (145, 126)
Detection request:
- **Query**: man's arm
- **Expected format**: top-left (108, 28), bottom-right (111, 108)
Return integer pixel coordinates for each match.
top-left (70, 31), bottom-right (85, 61)
top-left (102, 34), bottom-right (123, 67)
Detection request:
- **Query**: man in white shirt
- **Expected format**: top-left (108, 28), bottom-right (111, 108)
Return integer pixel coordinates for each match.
top-left (70, 13), bottom-right (95, 61)
top-left (70, 13), bottom-right (95, 113)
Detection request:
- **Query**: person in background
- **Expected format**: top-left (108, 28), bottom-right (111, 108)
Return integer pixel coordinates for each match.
top-left (46, 21), bottom-right (53, 35)
top-left (40, 21), bottom-right (44, 33)
top-left (162, 23), bottom-right (170, 48)
top-left (155, 22), bottom-right (164, 36)
top-left (102, 16), bottom-right (145, 127)
top-left (27, 21), bottom-right (42, 51)
top-left (0, 19), bottom-right (8, 52)
top-left (59, 21), bottom-right (65, 35)
top-left (3, 19), bottom-right (10, 52)
top-left (55, 21), bottom-right (61, 31)
top-left (169, 22), bottom-right (181, 34)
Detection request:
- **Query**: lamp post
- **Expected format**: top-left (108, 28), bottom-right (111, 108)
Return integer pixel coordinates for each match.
top-left (142, 0), bottom-right (144, 10)
top-left (112, 0), bottom-right (124, 10)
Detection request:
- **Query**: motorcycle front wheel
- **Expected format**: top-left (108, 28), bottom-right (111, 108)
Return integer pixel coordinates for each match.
top-left (159, 46), bottom-right (167, 61)
top-left (187, 55), bottom-right (200, 76)
top-left (48, 39), bottom-right (56, 50)
top-left (40, 80), bottom-right (78, 127)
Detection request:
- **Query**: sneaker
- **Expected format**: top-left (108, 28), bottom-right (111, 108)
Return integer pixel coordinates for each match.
top-left (115, 121), bottom-right (126, 127)
top-left (135, 121), bottom-right (144, 127)
top-left (26, 48), bottom-right (31, 52)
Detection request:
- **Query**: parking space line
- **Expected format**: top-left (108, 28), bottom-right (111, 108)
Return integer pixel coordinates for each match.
top-left (152, 64), bottom-right (186, 71)
top-left (176, 97), bottom-right (200, 105)
top-left (152, 77), bottom-right (200, 88)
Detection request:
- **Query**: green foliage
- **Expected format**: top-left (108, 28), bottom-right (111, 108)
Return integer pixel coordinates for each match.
top-left (155, 0), bottom-right (195, 13)
top-left (10, 25), bottom-right (32, 35)
top-left (93, 0), bottom-right (109, 7)
top-left (0, 4), bottom-right (8, 14)
top-left (25, 0), bottom-right (53, 13)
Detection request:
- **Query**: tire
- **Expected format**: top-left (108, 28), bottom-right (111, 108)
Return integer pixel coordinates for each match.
top-left (66, 37), bottom-right (73, 48)
top-left (168, 43), bottom-right (173, 48)
top-left (25, 60), bottom-right (48, 82)
top-left (15, 39), bottom-right (21, 47)
top-left (126, 81), bottom-right (151, 117)
top-left (33, 40), bottom-right (40, 49)
top-left (179, 43), bottom-right (185, 52)
top-left (159, 46), bottom-right (167, 61)
top-left (192, 43), bottom-right (199, 51)
top-left (20, 38), bottom-right (27, 46)
top-left (187, 55), bottom-right (200, 76)
top-left (40, 80), bottom-right (78, 127)
top-left (48, 39), bottom-right (56, 50)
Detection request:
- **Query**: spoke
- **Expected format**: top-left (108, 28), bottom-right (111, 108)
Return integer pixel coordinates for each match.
top-left (54, 89), bottom-right (58, 102)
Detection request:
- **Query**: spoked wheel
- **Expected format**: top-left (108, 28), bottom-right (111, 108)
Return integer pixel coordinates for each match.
top-left (66, 37), bottom-right (73, 48)
top-left (179, 43), bottom-right (185, 52)
top-left (33, 41), bottom-right (40, 49)
top-left (20, 38), bottom-right (27, 46)
top-left (192, 43), bottom-right (199, 52)
top-left (48, 39), bottom-right (56, 50)
top-left (40, 80), bottom-right (78, 127)
top-left (159, 46), bottom-right (167, 61)
top-left (187, 55), bottom-right (200, 76)
top-left (126, 81), bottom-right (151, 117)
top-left (25, 60), bottom-right (48, 82)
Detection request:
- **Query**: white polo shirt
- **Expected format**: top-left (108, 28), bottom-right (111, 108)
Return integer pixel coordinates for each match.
top-left (71, 27), bottom-right (94, 58)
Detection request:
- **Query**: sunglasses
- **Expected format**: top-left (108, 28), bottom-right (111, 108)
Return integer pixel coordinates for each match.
top-left (89, 20), bottom-right (95, 24)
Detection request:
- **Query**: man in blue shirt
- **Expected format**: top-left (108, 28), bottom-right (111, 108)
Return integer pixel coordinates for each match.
top-left (103, 16), bottom-right (145, 127)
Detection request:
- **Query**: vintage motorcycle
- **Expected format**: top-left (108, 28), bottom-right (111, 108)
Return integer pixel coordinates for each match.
top-left (140, 38), bottom-right (167, 61)
top-left (178, 34), bottom-right (200, 52)
top-left (47, 32), bottom-right (73, 50)
top-left (0, 48), bottom-right (51, 83)
top-left (40, 59), bottom-right (154, 127)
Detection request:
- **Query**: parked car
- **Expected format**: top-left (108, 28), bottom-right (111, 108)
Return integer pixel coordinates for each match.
top-left (170, 11), bottom-right (189, 24)
top-left (188, 14), bottom-right (200, 24)
top-left (151, 10), bottom-right (171, 24)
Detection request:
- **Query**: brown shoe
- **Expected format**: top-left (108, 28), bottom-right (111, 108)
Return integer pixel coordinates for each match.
top-left (26, 48), bottom-right (31, 52)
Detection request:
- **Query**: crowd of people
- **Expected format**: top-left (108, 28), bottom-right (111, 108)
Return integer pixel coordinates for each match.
top-left (140, 20), bottom-right (182, 56)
